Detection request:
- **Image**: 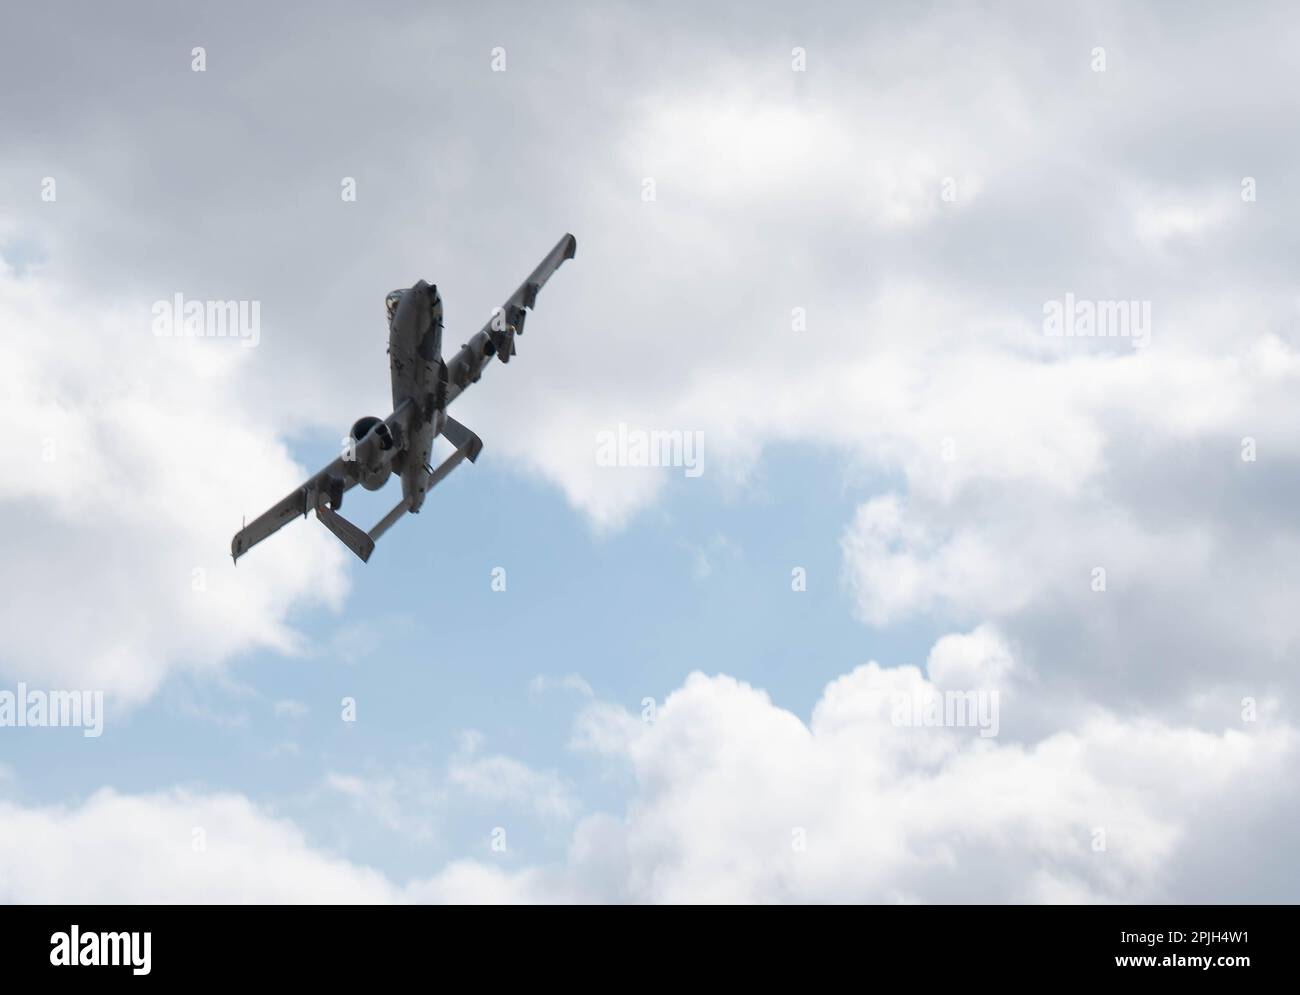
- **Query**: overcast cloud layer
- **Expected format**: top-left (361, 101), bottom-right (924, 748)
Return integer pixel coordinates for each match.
top-left (1, 1), bottom-right (1297, 902)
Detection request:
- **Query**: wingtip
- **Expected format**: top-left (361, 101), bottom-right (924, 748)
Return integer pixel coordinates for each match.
top-left (563, 233), bottom-right (577, 260)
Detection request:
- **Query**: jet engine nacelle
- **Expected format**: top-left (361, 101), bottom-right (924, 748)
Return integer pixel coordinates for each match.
top-left (348, 416), bottom-right (395, 491)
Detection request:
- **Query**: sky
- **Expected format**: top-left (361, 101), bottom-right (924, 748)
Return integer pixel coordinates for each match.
top-left (0, 0), bottom-right (1298, 902)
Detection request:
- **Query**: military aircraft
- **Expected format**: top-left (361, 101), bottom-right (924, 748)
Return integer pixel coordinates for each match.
top-left (231, 233), bottom-right (577, 563)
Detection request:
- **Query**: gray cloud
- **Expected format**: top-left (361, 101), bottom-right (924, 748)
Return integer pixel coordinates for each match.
top-left (3, 0), bottom-right (1299, 900)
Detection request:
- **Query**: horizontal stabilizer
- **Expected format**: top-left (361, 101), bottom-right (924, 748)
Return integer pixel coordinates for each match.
top-left (440, 415), bottom-right (483, 463)
top-left (316, 500), bottom-right (376, 563)
top-left (368, 497), bottom-right (411, 544)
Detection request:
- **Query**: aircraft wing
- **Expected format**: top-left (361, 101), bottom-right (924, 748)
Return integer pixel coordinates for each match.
top-left (444, 232), bottom-right (577, 405)
top-left (230, 454), bottom-right (353, 563)
top-left (231, 400), bottom-right (416, 562)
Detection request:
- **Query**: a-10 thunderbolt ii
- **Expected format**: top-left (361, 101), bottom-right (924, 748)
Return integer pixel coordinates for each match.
top-left (231, 233), bottom-right (577, 563)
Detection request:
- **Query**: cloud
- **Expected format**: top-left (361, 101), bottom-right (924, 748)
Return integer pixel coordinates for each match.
top-left (323, 734), bottom-right (576, 839)
top-left (835, 336), bottom-right (1300, 712)
top-left (447, 733), bottom-right (577, 821)
top-left (446, 754), bottom-right (576, 822)
top-left (0, 788), bottom-right (398, 903)
top-left (4, 632), bottom-right (1291, 903)
top-left (0, 264), bottom-right (351, 704)
top-left (323, 768), bottom-right (445, 841)
top-left (553, 632), bottom-right (1298, 902)
top-left (529, 673), bottom-right (595, 699)
top-left (4, 1), bottom-right (1300, 718)
top-left (2, 0), bottom-right (1299, 903)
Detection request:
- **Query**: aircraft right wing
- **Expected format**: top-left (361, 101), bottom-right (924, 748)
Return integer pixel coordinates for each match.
top-left (443, 232), bottom-right (577, 405)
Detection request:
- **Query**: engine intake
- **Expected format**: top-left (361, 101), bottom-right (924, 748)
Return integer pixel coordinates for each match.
top-left (348, 416), bottom-right (395, 490)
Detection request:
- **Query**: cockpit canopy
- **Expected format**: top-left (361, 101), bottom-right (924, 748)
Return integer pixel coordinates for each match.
top-left (385, 290), bottom-right (404, 325)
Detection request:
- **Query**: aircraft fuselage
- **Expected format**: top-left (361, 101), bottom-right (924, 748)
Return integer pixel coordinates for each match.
top-left (386, 280), bottom-right (446, 513)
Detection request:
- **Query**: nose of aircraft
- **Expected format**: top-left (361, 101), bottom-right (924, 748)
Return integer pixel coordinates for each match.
top-left (389, 281), bottom-right (431, 343)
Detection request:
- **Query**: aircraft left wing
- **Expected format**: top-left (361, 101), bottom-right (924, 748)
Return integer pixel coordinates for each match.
top-left (230, 454), bottom-right (353, 563)
top-left (231, 400), bottom-right (416, 563)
